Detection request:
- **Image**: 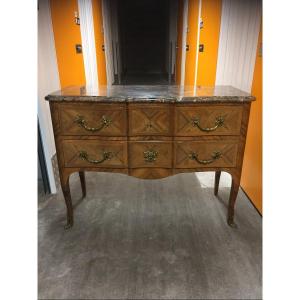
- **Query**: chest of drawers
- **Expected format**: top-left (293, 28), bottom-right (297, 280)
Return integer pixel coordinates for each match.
top-left (46, 85), bottom-right (255, 229)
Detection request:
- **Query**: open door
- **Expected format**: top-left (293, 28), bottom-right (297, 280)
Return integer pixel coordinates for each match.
top-left (184, 0), bottom-right (201, 86)
top-left (175, 0), bottom-right (188, 85)
top-left (167, 0), bottom-right (179, 84)
top-left (99, 0), bottom-right (180, 85)
top-left (92, 0), bottom-right (107, 85)
top-left (175, 0), bottom-right (202, 86)
top-left (102, 0), bottom-right (115, 85)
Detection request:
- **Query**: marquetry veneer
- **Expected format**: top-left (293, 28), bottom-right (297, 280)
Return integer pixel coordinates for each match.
top-left (46, 85), bottom-right (255, 229)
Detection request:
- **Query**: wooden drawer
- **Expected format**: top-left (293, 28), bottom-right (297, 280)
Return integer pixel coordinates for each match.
top-left (129, 141), bottom-right (172, 168)
top-left (59, 104), bottom-right (127, 136)
top-left (128, 104), bottom-right (172, 136)
top-left (174, 105), bottom-right (243, 136)
top-left (62, 140), bottom-right (128, 168)
top-left (174, 140), bottom-right (239, 168)
top-left (129, 168), bottom-right (173, 179)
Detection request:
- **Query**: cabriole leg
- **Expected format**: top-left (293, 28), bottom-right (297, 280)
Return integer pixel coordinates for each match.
top-left (60, 172), bottom-right (73, 229)
top-left (227, 177), bottom-right (240, 228)
top-left (214, 171), bottom-right (221, 196)
top-left (79, 171), bottom-right (86, 198)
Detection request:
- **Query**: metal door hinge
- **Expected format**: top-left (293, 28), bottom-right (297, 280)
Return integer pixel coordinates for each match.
top-left (75, 44), bottom-right (82, 54)
top-left (74, 11), bottom-right (80, 25)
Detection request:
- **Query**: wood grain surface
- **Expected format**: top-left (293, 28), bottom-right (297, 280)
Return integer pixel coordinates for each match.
top-left (49, 100), bottom-right (251, 228)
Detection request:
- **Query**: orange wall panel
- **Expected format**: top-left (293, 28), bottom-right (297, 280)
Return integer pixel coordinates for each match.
top-left (184, 0), bottom-right (200, 85)
top-left (92, 0), bottom-right (107, 85)
top-left (241, 26), bottom-right (262, 213)
top-left (50, 0), bottom-right (85, 87)
top-left (196, 0), bottom-right (221, 86)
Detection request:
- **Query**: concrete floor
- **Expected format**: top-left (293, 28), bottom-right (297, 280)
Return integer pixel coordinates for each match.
top-left (38, 171), bottom-right (262, 300)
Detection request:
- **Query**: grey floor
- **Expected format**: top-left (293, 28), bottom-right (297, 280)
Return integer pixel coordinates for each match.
top-left (38, 172), bottom-right (262, 300)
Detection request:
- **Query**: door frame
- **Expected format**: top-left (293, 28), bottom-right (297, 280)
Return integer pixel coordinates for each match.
top-left (38, 122), bottom-right (50, 194)
top-left (102, 0), bottom-right (114, 85)
top-left (78, 0), bottom-right (99, 89)
top-left (180, 0), bottom-right (188, 86)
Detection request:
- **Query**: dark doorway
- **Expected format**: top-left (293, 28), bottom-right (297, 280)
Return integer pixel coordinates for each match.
top-left (118, 0), bottom-right (171, 85)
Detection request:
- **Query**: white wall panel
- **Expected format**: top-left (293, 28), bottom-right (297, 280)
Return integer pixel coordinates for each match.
top-left (193, 0), bottom-right (202, 86)
top-left (110, 0), bottom-right (119, 76)
top-left (180, 0), bottom-right (189, 86)
top-left (38, 0), bottom-right (61, 193)
top-left (215, 0), bottom-right (261, 92)
top-left (168, 0), bottom-right (179, 77)
top-left (78, 0), bottom-right (99, 90)
top-left (102, 0), bottom-right (114, 86)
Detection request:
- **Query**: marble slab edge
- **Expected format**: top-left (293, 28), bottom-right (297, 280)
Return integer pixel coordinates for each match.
top-left (45, 95), bottom-right (255, 103)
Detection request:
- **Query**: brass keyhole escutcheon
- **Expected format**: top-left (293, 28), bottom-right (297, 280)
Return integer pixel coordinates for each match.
top-left (145, 122), bottom-right (153, 130)
top-left (144, 149), bottom-right (158, 162)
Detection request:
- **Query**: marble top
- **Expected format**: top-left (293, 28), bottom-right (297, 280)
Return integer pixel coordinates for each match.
top-left (45, 85), bottom-right (255, 103)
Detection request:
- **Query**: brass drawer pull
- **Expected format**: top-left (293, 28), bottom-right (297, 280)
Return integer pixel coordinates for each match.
top-left (191, 116), bottom-right (224, 132)
top-left (189, 151), bottom-right (221, 165)
top-left (75, 115), bottom-right (112, 132)
top-left (79, 151), bottom-right (113, 164)
top-left (144, 149), bottom-right (158, 162)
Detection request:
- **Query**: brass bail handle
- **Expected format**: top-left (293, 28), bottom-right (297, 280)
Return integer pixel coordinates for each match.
top-left (192, 116), bottom-right (224, 132)
top-left (189, 151), bottom-right (222, 165)
top-left (75, 115), bottom-right (112, 132)
top-left (79, 151), bottom-right (113, 164)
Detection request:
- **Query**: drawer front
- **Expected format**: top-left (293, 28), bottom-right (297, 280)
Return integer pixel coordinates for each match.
top-left (174, 140), bottom-right (239, 168)
top-left (175, 105), bottom-right (243, 136)
top-left (59, 104), bottom-right (127, 136)
top-left (129, 104), bottom-right (172, 136)
top-left (129, 141), bottom-right (172, 168)
top-left (129, 168), bottom-right (173, 179)
top-left (62, 140), bottom-right (127, 168)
